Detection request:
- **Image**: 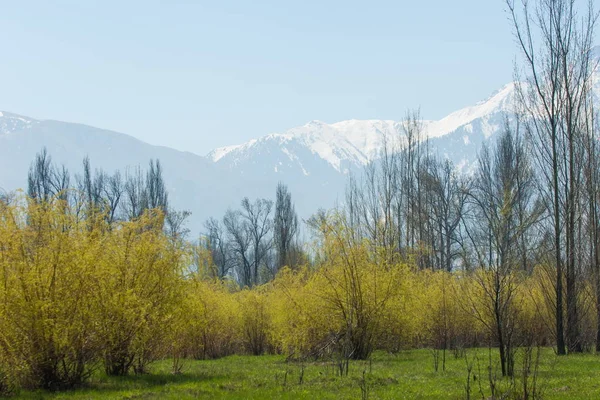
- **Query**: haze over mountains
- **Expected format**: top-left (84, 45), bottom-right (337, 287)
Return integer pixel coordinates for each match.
top-left (1, 60), bottom-right (599, 235)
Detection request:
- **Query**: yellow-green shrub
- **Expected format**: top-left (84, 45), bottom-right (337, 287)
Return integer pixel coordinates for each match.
top-left (270, 267), bottom-right (330, 359)
top-left (0, 199), bottom-right (101, 389)
top-left (237, 288), bottom-right (273, 355)
top-left (95, 210), bottom-right (186, 376)
top-left (178, 278), bottom-right (242, 359)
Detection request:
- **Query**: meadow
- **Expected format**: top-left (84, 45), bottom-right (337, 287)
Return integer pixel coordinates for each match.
top-left (15, 349), bottom-right (600, 400)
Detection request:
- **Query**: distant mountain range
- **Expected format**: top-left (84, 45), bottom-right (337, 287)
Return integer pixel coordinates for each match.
top-left (208, 82), bottom-right (517, 175)
top-left (2, 54), bottom-right (599, 235)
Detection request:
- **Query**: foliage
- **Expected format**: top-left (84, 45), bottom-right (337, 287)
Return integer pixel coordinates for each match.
top-left (177, 278), bottom-right (242, 360)
top-left (2, 191), bottom-right (600, 393)
top-left (0, 197), bottom-right (187, 389)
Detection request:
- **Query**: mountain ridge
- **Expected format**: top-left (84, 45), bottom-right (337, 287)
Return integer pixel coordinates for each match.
top-left (0, 75), bottom-right (588, 235)
top-left (207, 81), bottom-right (519, 176)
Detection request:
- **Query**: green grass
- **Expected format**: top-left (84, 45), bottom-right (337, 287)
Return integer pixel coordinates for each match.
top-left (13, 348), bottom-right (600, 399)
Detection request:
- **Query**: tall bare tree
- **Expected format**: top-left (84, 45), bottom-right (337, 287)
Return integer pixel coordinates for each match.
top-left (104, 171), bottom-right (124, 224)
top-left (507, 0), bottom-right (597, 354)
top-left (399, 110), bottom-right (426, 252)
top-left (465, 127), bottom-right (541, 376)
top-left (273, 183), bottom-right (299, 271)
top-left (27, 148), bottom-right (70, 204)
top-left (241, 197), bottom-right (273, 285)
top-left (421, 158), bottom-right (469, 272)
top-left (223, 209), bottom-right (253, 286)
top-left (204, 217), bottom-right (234, 279)
top-left (582, 96), bottom-right (600, 351)
top-left (122, 160), bottom-right (169, 222)
top-left (123, 167), bottom-right (148, 220)
top-left (146, 159), bottom-right (168, 212)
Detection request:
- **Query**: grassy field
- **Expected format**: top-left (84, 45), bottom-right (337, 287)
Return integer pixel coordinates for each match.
top-left (14, 348), bottom-right (600, 399)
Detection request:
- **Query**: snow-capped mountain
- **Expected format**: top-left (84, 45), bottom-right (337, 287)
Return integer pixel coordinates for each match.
top-left (0, 82), bottom-right (528, 235)
top-left (1, 59), bottom-right (596, 235)
top-left (0, 112), bottom-right (355, 234)
top-left (0, 111), bottom-right (39, 136)
top-left (208, 82), bottom-right (518, 175)
top-left (209, 119), bottom-right (407, 173)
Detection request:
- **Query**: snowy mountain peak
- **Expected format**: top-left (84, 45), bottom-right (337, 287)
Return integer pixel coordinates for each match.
top-left (208, 81), bottom-right (519, 172)
top-left (0, 111), bottom-right (38, 135)
top-left (208, 118), bottom-right (407, 171)
top-left (426, 82), bottom-right (516, 139)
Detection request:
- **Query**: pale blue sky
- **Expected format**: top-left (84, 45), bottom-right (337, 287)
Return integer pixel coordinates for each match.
top-left (1, 1), bottom-right (522, 154)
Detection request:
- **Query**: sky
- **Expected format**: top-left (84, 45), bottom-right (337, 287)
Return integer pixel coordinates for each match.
top-left (0, 0), bottom-right (523, 155)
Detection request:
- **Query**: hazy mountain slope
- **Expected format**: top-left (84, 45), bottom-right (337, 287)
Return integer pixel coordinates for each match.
top-left (0, 113), bottom-right (350, 234)
top-left (0, 113), bottom-right (244, 234)
top-left (0, 83), bottom-right (525, 236)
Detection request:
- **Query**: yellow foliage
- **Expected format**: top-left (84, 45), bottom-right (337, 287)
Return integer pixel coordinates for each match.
top-left (177, 278), bottom-right (242, 359)
top-left (236, 287), bottom-right (272, 355)
top-left (0, 198), bottom-right (188, 388)
top-left (270, 266), bottom-right (330, 358)
top-left (0, 199), bottom-right (104, 389)
top-left (1, 195), bottom-right (596, 391)
top-left (95, 210), bottom-right (186, 375)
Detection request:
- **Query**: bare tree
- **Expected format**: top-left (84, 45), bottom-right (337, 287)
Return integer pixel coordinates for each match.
top-left (122, 160), bottom-right (169, 221)
top-left (399, 109), bottom-right (427, 252)
top-left (67, 157), bottom-right (125, 225)
top-left (273, 183), bottom-right (299, 272)
top-left (76, 157), bottom-right (108, 226)
top-left (241, 197), bottom-right (273, 285)
top-left (27, 148), bottom-right (70, 204)
top-left (582, 97), bottom-right (600, 351)
top-left (146, 159), bottom-right (168, 212)
top-left (165, 209), bottom-right (191, 240)
top-left (210, 198), bottom-right (273, 286)
top-left (104, 171), bottom-right (124, 224)
top-left (465, 127), bottom-right (541, 376)
top-left (507, 0), bottom-right (597, 354)
top-left (343, 134), bottom-right (403, 264)
top-left (204, 217), bottom-right (234, 279)
top-left (223, 209), bottom-right (253, 287)
top-left (421, 158), bottom-right (469, 272)
top-left (123, 167), bottom-right (148, 220)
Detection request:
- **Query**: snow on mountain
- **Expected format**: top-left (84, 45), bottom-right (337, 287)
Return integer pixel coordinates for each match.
top-left (0, 112), bottom-right (38, 136)
top-left (4, 57), bottom-right (599, 235)
top-left (208, 82), bottom-right (520, 176)
top-left (210, 142), bottom-right (251, 162)
top-left (427, 83), bottom-right (516, 139)
top-left (209, 119), bottom-right (407, 172)
top-left (0, 114), bottom-right (356, 234)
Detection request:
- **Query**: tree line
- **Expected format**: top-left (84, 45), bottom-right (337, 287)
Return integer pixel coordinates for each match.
top-left (200, 182), bottom-right (304, 286)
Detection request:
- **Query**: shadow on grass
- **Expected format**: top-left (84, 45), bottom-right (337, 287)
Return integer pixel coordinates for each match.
top-left (94, 369), bottom-right (224, 389)
top-left (20, 370), bottom-right (227, 399)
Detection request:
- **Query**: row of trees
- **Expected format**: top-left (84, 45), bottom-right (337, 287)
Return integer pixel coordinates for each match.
top-left (200, 183), bottom-right (304, 286)
top-left (507, 0), bottom-right (599, 357)
top-left (23, 148), bottom-right (190, 238)
top-left (322, 125), bottom-right (542, 377)
top-left (323, 0), bottom-right (600, 375)
top-left (0, 192), bottom-right (565, 393)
